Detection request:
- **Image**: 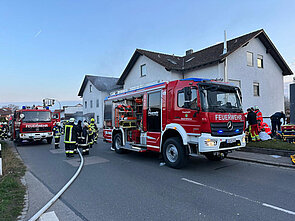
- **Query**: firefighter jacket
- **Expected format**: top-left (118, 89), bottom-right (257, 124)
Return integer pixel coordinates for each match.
top-left (64, 123), bottom-right (78, 144)
top-left (247, 111), bottom-right (257, 125)
top-left (90, 123), bottom-right (98, 132)
top-left (255, 110), bottom-right (263, 122)
top-left (53, 126), bottom-right (62, 138)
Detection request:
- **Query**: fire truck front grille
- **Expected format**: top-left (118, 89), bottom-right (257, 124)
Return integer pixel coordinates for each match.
top-left (22, 127), bottom-right (51, 132)
top-left (211, 122), bottom-right (244, 137)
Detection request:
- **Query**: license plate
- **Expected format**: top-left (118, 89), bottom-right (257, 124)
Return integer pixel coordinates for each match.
top-left (226, 138), bottom-right (236, 144)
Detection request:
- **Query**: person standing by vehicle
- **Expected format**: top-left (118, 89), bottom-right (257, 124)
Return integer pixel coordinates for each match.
top-left (247, 108), bottom-right (260, 142)
top-left (76, 120), bottom-right (83, 153)
top-left (90, 118), bottom-right (98, 144)
top-left (64, 118), bottom-right (78, 157)
top-left (80, 122), bottom-right (90, 155)
top-left (271, 111), bottom-right (286, 136)
top-left (53, 122), bottom-right (62, 149)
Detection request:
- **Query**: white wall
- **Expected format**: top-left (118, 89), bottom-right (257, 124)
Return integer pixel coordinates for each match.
top-left (184, 64), bottom-right (220, 79)
top-left (123, 55), bottom-right (181, 90)
top-left (82, 80), bottom-right (107, 128)
top-left (226, 37), bottom-right (284, 117)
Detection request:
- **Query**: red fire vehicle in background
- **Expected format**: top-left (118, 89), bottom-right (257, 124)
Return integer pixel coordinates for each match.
top-left (52, 110), bottom-right (61, 125)
top-left (103, 78), bottom-right (246, 168)
top-left (12, 106), bottom-right (54, 145)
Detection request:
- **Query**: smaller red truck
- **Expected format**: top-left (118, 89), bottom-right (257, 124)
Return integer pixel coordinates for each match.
top-left (12, 106), bottom-right (54, 145)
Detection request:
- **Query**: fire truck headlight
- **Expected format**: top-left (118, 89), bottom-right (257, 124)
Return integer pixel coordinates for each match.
top-left (205, 139), bottom-right (218, 147)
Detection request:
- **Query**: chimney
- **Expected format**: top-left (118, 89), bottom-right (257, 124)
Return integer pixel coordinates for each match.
top-left (186, 49), bottom-right (193, 56)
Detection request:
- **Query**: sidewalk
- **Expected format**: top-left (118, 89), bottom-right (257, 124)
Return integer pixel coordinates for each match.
top-left (227, 150), bottom-right (295, 169)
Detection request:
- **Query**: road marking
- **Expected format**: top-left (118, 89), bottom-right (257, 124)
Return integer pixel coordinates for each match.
top-left (182, 178), bottom-right (295, 216)
top-left (49, 149), bottom-right (64, 154)
top-left (65, 156), bottom-right (109, 167)
top-left (262, 203), bottom-right (295, 215)
top-left (39, 211), bottom-right (59, 221)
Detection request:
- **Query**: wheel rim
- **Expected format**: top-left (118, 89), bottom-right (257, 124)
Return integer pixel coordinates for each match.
top-left (166, 144), bottom-right (178, 163)
top-left (115, 137), bottom-right (122, 150)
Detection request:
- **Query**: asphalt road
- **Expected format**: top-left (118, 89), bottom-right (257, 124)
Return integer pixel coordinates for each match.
top-left (15, 138), bottom-right (295, 221)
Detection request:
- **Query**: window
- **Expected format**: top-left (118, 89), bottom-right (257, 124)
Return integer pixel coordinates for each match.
top-left (147, 91), bottom-right (161, 132)
top-left (85, 101), bottom-right (87, 108)
top-left (90, 100), bottom-right (93, 108)
top-left (247, 52), bottom-right (253, 66)
top-left (96, 99), bottom-right (99, 108)
top-left (141, 64), bottom-right (146, 77)
top-left (257, 54), bottom-right (263, 68)
top-left (97, 115), bottom-right (99, 124)
top-left (253, 83), bottom-right (260, 96)
top-left (177, 88), bottom-right (198, 109)
top-left (90, 85), bottom-right (92, 92)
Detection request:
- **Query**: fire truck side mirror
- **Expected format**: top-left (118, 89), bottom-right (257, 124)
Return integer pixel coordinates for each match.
top-left (20, 114), bottom-right (25, 119)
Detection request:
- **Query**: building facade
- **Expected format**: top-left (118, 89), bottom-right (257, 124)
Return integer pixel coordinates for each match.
top-left (78, 75), bottom-right (121, 128)
top-left (117, 29), bottom-right (293, 117)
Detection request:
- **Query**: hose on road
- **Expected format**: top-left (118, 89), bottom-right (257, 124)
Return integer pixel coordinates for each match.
top-left (28, 148), bottom-right (84, 221)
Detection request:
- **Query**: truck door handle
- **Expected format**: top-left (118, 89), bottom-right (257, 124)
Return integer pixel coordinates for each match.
top-left (175, 116), bottom-right (180, 119)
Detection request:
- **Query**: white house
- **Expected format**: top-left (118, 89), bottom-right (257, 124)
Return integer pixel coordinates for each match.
top-left (117, 29), bottom-right (293, 117)
top-left (78, 75), bottom-right (121, 128)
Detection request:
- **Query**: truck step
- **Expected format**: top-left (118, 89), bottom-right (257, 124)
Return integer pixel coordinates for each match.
top-left (122, 143), bottom-right (147, 152)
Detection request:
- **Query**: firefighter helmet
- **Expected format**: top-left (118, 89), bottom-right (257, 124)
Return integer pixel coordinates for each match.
top-left (91, 118), bottom-right (95, 122)
top-left (69, 118), bottom-right (75, 123)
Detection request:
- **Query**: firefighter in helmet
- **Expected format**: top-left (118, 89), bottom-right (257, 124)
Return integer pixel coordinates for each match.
top-left (88, 123), bottom-right (94, 148)
top-left (53, 122), bottom-right (62, 149)
top-left (64, 118), bottom-right (78, 157)
top-left (90, 118), bottom-right (98, 144)
top-left (80, 122), bottom-right (90, 155)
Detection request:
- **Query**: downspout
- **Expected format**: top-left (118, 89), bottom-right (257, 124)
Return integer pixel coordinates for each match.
top-left (223, 30), bottom-right (228, 82)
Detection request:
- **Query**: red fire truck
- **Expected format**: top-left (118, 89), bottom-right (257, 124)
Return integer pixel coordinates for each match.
top-left (12, 106), bottom-right (54, 145)
top-left (103, 78), bottom-right (246, 168)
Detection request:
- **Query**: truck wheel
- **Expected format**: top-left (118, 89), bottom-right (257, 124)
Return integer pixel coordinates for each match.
top-left (204, 152), bottom-right (227, 161)
top-left (163, 137), bottom-right (188, 169)
top-left (113, 133), bottom-right (125, 154)
top-left (47, 137), bottom-right (53, 144)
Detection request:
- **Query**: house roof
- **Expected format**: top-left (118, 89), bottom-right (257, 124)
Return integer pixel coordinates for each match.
top-left (117, 29), bottom-right (293, 85)
top-left (78, 75), bottom-right (122, 97)
top-left (0, 108), bottom-right (12, 116)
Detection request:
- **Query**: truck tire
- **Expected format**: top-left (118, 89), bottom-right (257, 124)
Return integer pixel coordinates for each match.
top-left (163, 137), bottom-right (188, 169)
top-left (204, 152), bottom-right (227, 161)
top-left (113, 133), bottom-right (125, 154)
top-left (47, 137), bottom-right (53, 144)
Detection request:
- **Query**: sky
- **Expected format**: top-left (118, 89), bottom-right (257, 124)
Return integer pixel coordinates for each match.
top-left (1, 0), bottom-right (295, 105)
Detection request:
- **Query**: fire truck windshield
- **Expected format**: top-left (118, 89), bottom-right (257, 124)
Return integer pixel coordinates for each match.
top-left (22, 111), bottom-right (51, 123)
top-left (200, 84), bottom-right (242, 113)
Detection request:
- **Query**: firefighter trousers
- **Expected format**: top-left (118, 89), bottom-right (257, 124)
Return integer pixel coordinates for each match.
top-left (54, 136), bottom-right (60, 149)
top-left (249, 124), bottom-right (260, 141)
top-left (65, 143), bottom-right (75, 157)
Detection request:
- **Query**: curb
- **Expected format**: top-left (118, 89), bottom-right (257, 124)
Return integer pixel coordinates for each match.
top-left (241, 146), bottom-right (294, 157)
top-left (227, 156), bottom-right (295, 169)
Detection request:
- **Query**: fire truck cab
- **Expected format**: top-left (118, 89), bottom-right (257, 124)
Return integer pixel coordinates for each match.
top-left (103, 78), bottom-right (246, 168)
top-left (12, 106), bottom-right (54, 145)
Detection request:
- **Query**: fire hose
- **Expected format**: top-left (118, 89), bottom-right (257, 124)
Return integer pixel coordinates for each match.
top-left (28, 148), bottom-right (84, 221)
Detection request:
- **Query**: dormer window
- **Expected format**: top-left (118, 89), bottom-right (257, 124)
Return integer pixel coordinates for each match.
top-left (90, 85), bottom-right (92, 92)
